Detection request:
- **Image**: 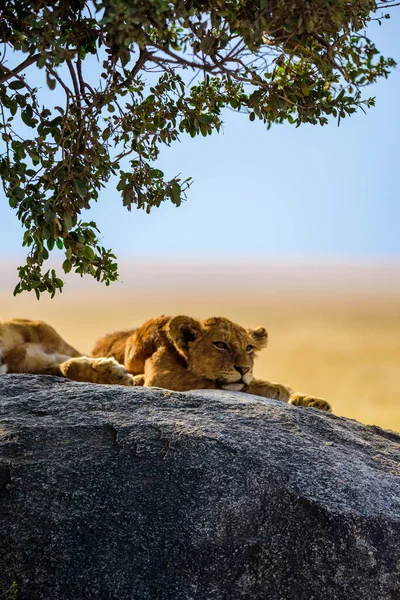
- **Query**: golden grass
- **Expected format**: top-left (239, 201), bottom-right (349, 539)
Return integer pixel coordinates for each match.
top-left (1, 261), bottom-right (399, 431)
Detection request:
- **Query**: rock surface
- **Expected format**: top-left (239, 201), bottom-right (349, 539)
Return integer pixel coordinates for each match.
top-left (0, 374), bottom-right (399, 600)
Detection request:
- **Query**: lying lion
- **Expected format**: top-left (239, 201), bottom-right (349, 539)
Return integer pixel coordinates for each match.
top-left (0, 316), bottom-right (331, 411)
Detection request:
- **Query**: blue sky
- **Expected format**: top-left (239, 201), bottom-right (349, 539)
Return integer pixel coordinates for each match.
top-left (1, 11), bottom-right (399, 262)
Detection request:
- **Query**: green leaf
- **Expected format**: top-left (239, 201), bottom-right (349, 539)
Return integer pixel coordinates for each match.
top-left (200, 35), bottom-right (215, 54)
top-left (62, 259), bottom-right (72, 274)
top-left (9, 80), bottom-right (26, 90)
top-left (21, 108), bottom-right (36, 128)
top-left (198, 114), bottom-right (213, 124)
top-left (170, 183), bottom-right (181, 205)
top-left (83, 246), bottom-right (95, 260)
top-left (13, 187), bottom-right (24, 199)
top-left (46, 73), bottom-right (56, 90)
top-left (74, 179), bottom-right (88, 197)
top-left (150, 168), bottom-right (164, 179)
top-left (56, 239), bottom-right (64, 250)
top-left (336, 89), bottom-right (345, 102)
top-left (37, 55), bottom-right (47, 69)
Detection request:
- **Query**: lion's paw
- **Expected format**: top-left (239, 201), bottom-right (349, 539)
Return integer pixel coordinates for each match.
top-left (289, 394), bottom-right (332, 412)
top-left (62, 356), bottom-right (133, 386)
top-left (272, 383), bottom-right (292, 402)
top-left (132, 374), bottom-right (145, 386)
top-left (91, 357), bottom-right (134, 386)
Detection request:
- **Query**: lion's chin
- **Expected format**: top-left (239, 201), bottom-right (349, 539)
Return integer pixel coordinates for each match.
top-left (220, 382), bottom-right (245, 392)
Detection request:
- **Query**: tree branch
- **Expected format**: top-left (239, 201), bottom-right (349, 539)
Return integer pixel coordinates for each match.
top-left (131, 48), bottom-right (149, 79)
top-left (312, 34), bottom-right (347, 79)
top-left (66, 59), bottom-right (81, 107)
top-left (76, 56), bottom-right (89, 103)
top-left (0, 53), bottom-right (40, 84)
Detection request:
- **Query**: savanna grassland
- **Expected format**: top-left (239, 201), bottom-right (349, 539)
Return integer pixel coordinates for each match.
top-left (1, 261), bottom-right (399, 431)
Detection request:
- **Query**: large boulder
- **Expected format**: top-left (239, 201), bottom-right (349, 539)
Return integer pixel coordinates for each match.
top-left (0, 374), bottom-right (399, 600)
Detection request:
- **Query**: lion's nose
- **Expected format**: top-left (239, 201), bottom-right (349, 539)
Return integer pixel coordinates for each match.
top-left (234, 366), bottom-right (250, 376)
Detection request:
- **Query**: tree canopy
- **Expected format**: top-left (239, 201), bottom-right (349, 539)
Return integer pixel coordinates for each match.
top-left (0, 0), bottom-right (397, 297)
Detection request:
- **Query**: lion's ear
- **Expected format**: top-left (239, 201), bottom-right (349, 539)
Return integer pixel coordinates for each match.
top-left (248, 327), bottom-right (268, 349)
top-left (167, 316), bottom-right (203, 352)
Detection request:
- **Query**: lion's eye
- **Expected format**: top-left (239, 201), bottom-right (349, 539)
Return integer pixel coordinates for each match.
top-left (213, 341), bottom-right (228, 351)
top-left (246, 345), bottom-right (254, 353)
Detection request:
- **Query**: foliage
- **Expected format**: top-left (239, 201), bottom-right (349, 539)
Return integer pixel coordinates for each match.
top-left (0, 0), bottom-right (397, 296)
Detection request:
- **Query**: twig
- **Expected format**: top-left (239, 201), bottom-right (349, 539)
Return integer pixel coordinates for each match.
top-left (46, 66), bottom-right (73, 100)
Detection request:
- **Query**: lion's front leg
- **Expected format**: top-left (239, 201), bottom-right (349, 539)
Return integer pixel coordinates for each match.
top-left (244, 379), bottom-right (332, 412)
top-left (54, 357), bottom-right (134, 386)
top-left (244, 378), bottom-right (292, 402)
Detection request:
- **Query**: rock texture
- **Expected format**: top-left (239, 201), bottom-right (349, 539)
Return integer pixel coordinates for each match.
top-left (0, 374), bottom-right (399, 600)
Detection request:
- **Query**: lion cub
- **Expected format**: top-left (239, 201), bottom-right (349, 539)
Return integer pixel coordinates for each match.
top-left (92, 315), bottom-right (332, 411)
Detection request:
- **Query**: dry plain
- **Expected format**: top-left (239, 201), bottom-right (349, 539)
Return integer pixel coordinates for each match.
top-left (1, 260), bottom-right (399, 432)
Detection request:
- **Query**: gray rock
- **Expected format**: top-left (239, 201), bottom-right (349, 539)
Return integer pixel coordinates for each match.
top-left (0, 374), bottom-right (399, 600)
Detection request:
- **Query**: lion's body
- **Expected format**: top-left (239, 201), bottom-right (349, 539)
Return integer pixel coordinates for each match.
top-left (0, 318), bottom-right (80, 373)
top-left (0, 319), bottom-right (133, 385)
top-left (0, 316), bottom-right (331, 411)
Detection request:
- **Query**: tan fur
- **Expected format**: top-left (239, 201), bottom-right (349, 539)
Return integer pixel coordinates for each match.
top-left (0, 319), bottom-right (133, 386)
top-left (93, 315), bottom-right (332, 411)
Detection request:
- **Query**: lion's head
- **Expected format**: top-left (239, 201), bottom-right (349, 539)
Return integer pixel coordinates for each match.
top-left (167, 316), bottom-right (268, 391)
